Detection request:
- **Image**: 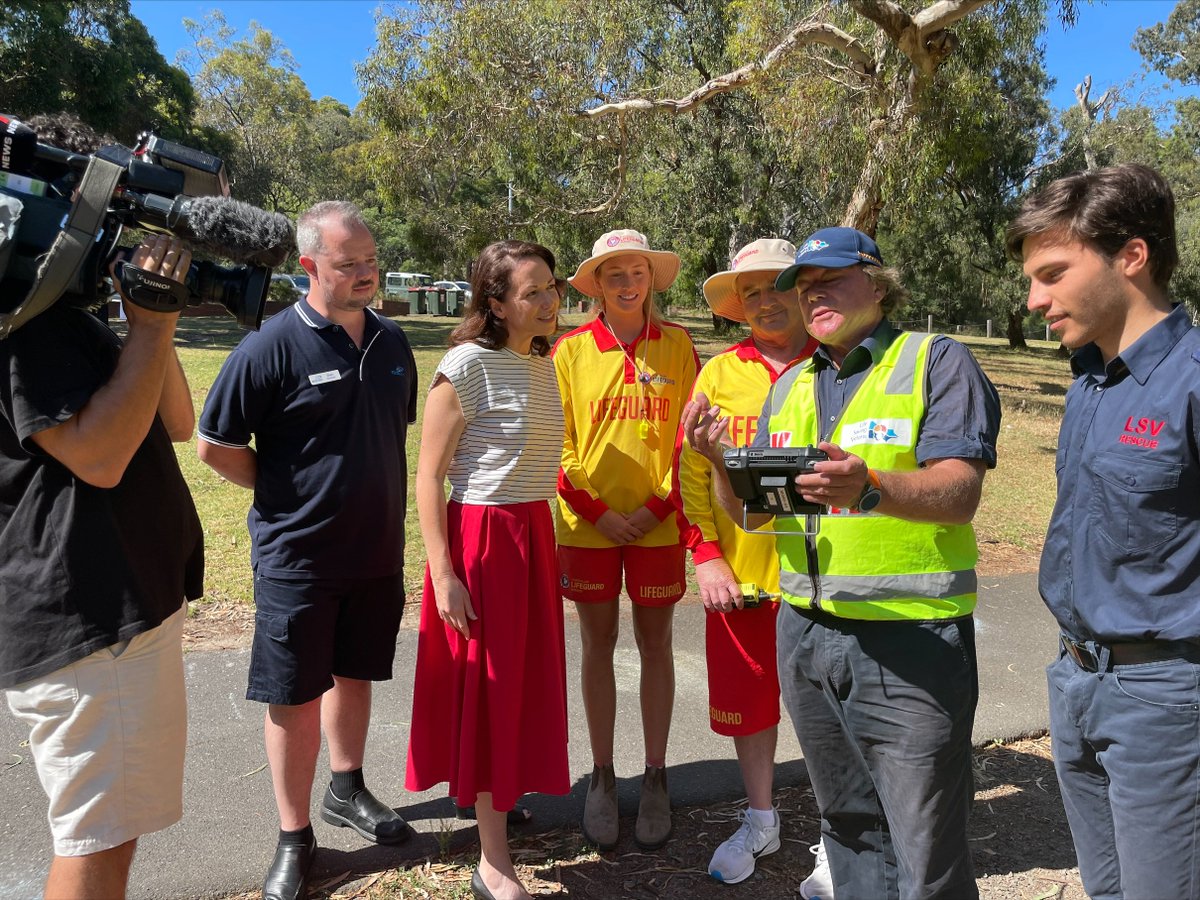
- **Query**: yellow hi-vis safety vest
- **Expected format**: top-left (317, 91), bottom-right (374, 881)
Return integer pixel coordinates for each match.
top-left (765, 331), bottom-right (978, 620)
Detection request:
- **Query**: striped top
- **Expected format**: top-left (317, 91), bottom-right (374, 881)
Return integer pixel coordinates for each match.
top-left (437, 342), bottom-right (564, 505)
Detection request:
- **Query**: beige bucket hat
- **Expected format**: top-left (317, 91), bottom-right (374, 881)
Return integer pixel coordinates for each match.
top-left (568, 229), bottom-right (681, 300)
top-left (702, 238), bottom-right (798, 323)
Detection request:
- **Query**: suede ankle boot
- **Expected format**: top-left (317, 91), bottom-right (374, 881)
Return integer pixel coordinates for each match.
top-left (581, 763), bottom-right (618, 850)
top-left (634, 764), bottom-right (672, 850)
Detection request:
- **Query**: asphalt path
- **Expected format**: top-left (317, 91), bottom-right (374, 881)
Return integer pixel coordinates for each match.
top-left (0, 573), bottom-right (1056, 899)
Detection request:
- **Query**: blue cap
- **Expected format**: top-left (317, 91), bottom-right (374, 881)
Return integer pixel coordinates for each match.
top-left (775, 227), bottom-right (884, 291)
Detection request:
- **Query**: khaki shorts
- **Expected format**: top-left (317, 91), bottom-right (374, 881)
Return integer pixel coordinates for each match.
top-left (5, 604), bottom-right (187, 856)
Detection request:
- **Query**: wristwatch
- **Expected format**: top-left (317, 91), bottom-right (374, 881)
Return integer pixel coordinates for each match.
top-left (857, 468), bottom-right (883, 512)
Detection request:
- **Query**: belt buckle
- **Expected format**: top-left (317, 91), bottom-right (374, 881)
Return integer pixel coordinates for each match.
top-left (1061, 635), bottom-right (1099, 672)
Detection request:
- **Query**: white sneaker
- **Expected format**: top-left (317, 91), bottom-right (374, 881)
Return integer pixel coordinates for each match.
top-left (799, 839), bottom-right (835, 899)
top-left (707, 808), bottom-right (781, 884)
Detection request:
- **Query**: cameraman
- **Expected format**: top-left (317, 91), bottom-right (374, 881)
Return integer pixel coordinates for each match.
top-left (684, 227), bottom-right (1000, 899)
top-left (0, 234), bottom-right (203, 899)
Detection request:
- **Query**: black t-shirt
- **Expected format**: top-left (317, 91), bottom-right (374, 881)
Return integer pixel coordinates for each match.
top-left (198, 300), bottom-right (417, 579)
top-left (0, 305), bottom-right (204, 689)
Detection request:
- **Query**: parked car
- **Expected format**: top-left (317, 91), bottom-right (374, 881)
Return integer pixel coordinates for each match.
top-left (385, 271), bottom-right (433, 297)
top-left (269, 273), bottom-right (307, 303)
top-left (435, 280), bottom-right (474, 300)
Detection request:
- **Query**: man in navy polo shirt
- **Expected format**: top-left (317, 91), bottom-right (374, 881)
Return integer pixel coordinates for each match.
top-left (198, 201), bottom-right (417, 900)
top-left (1008, 163), bottom-right (1200, 899)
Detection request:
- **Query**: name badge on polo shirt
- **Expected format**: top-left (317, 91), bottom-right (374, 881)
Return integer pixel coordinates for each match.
top-left (308, 369), bottom-right (342, 386)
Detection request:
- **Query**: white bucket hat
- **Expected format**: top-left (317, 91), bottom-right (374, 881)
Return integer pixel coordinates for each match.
top-left (701, 238), bottom-right (798, 323)
top-left (568, 229), bottom-right (681, 300)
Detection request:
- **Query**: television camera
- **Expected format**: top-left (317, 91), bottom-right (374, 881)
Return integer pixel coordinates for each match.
top-left (0, 113), bottom-right (295, 338)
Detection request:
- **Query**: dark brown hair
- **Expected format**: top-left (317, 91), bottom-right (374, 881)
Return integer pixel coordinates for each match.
top-left (450, 240), bottom-right (559, 356)
top-left (1006, 163), bottom-right (1178, 290)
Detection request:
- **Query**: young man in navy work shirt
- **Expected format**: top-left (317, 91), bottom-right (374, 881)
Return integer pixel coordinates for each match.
top-left (198, 201), bottom-right (418, 900)
top-left (1008, 163), bottom-right (1200, 900)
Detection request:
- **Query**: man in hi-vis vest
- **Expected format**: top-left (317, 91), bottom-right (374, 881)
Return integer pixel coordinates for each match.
top-left (683, 227), bottom-right (1000, 900)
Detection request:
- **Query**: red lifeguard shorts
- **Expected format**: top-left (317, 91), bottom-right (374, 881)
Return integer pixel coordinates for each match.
top-left (557, 544), bottom-right (686, 607)
top-left (706, 600), bottom-right (782, 736)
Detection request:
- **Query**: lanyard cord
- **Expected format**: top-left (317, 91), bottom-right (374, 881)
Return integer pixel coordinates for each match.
top-left (600, 311), bottom-right (651, 384)
top-left (601, 311), bottom-right (653, 440)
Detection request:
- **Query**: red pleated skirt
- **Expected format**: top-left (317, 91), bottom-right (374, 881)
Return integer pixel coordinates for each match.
top-left (405, 500), bottom-right (569, 811)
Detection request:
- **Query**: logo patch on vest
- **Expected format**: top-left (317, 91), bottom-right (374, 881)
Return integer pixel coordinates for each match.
top-left (841, 418), bottom-right (912, 448)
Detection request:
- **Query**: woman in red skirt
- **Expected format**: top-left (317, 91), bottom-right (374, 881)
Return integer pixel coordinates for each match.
top-left (406, 241), bottom-right (569, 900)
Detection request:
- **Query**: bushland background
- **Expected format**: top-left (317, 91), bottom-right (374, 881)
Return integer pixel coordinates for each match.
top-left (4, 0), bottom-right (1200, 341)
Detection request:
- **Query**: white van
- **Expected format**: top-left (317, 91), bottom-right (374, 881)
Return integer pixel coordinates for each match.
top-left (384, 272), bottom-right (433, 297)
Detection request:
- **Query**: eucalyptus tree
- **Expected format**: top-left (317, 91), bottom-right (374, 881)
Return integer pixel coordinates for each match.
top-left (359, 0), bottom-right (824, 294)
top-left (0, 0), bottom-right (195, 142)
top-left (179, 11), bottom-right (366, 216)
top-left (360, 0), bottom-right (1065, 324)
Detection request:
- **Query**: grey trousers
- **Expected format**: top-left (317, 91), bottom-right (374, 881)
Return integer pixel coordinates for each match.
top-left (777, 603), bottom-right (979, 900)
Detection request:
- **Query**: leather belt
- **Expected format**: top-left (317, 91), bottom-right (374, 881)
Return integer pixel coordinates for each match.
top-left (1060, 635), bottom-right (1200, 672)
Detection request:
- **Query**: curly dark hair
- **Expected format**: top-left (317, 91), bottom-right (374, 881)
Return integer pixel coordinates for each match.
top-left (24, 112), bottom-right (114, 155)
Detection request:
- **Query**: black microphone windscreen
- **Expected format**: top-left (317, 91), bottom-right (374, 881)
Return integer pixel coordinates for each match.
top-left (0, 115), bottom-right (38, 174)
top-left (184, 196), bottom-right (295, 268)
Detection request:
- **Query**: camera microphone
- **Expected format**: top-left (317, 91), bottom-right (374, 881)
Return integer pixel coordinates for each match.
top-left (125, 192), bottom-right (296, 268)
top-left (183, 196), bottom-right (295, 268)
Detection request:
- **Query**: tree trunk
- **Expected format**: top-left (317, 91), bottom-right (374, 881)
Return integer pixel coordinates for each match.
top-left (712, 313), bottom-right (741, 335)
top-left (843, 74), bottom-right (915, 237)
top-left (1006, 307), bottom-right (1028, 350)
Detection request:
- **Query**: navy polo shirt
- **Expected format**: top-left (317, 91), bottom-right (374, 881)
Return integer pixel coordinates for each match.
top-left (753, 319), bottom-right (1001, 468)
top-left (1040, 304), bottom-right (1200, 644)
top-left (199, 298), bottom-right (418, 580)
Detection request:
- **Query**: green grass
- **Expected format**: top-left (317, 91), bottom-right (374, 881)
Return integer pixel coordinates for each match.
top-left (164, 309), bottom-right (1073, 607)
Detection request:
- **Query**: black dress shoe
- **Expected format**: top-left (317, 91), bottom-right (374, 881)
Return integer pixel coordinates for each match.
top-left (262, 831), bottom-right (317, 900)
top-left (471, 867), bottom-right (496, 900)
top-left (320, 784), bottom-right (412, 845)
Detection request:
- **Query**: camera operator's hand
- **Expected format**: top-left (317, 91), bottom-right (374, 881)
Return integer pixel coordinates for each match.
top-left (696, 557), bottom-right (744, 613)
top-left (112, 235), bottom-right (192, 326)
top-left (682, 392), bottom-right (732, 466)
top-left (795, 441), bottom-right (869, 509)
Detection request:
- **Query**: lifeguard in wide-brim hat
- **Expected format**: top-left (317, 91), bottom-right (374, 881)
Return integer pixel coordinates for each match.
top-left (702, 238), bottom-right (798, 322)
top-left (555, 226), bottom-right (698, 854)
top-left (568, 229), bottom-right (681, 308)
top-left (683, 238), bottom-right (826, 887)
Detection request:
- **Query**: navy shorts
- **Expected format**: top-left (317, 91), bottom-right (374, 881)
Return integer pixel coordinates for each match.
top-left (247, 571), bottom-right (406, 706)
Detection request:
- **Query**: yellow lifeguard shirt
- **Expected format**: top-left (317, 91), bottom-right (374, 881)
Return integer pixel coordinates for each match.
top-left (553, 317), bottom-right (699, 548)
top-left (672, 336), bottom-right (817, 587)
